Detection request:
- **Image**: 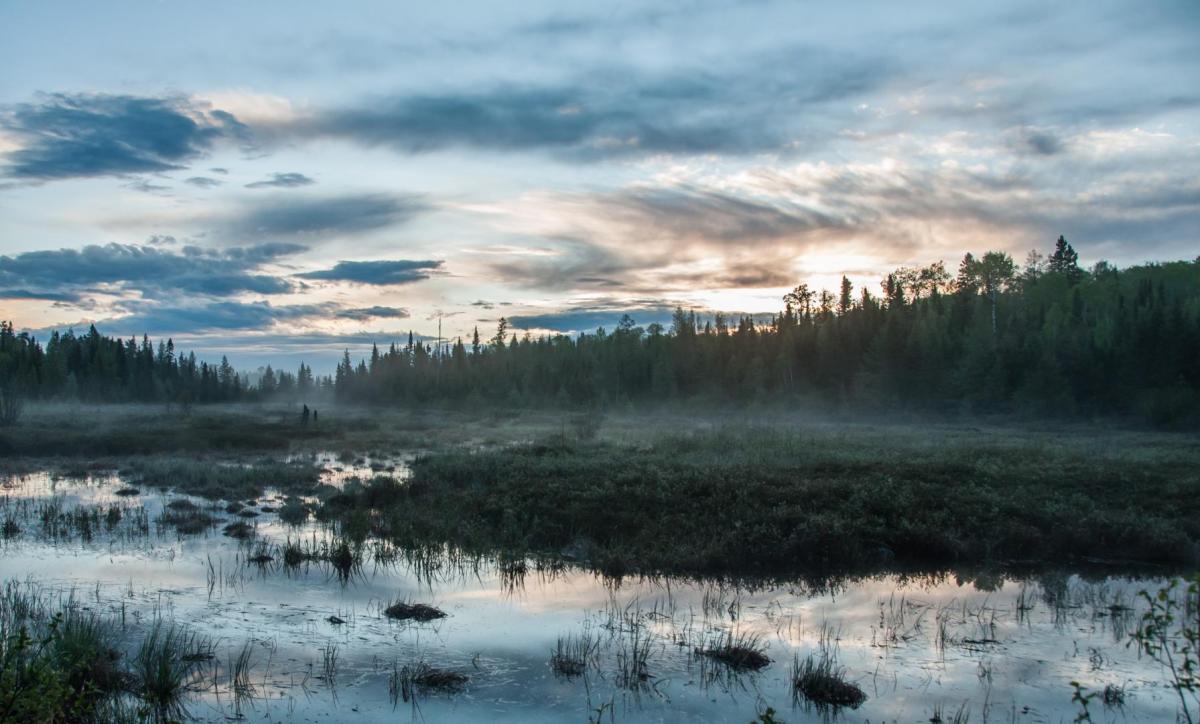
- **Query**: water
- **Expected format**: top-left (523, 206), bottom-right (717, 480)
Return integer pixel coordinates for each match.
top-left (0, 466), bottom-right (1187, 722)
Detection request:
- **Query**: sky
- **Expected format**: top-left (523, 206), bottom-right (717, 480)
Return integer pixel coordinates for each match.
top-left (1, 0), bottom-right (1197, 373)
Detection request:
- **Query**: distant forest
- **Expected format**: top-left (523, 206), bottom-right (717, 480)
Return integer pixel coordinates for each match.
top-left (2, 237), bottom-right (1198, 426)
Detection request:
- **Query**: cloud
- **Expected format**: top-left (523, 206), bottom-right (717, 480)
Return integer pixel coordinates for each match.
top-left (245, 171), bottom-right (315, 189)
top-left (223, 193), bottom-right (428, 239)
top-left (0, 242), bottom-right (307, 300)
top-left (0, 93), bottom-right (245, 180)
top-left (0, 288), bottom-right (81, 302)
top-left (124, 178), bottom-right (172, 194)
top-left (185, 176), bottom-right (223, 188)
top-left (104, 300), bottom-right (336, 333)
top-left (279, 50), bottom-right (890, 160)
top-left (1009, 127), bottom-right (1064, 156)
top-left (296, 258), bottom-right (442, 285)
top-left (335, 306), bottom-right (410, 320)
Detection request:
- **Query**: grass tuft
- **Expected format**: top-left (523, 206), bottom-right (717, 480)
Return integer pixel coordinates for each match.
top-left (383, 598), bottom-right (447, 622)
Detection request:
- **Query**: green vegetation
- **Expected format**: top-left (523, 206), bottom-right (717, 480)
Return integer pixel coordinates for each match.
top-left (318, 425), bottom-right (1200, 576)
top-left (1129, 575), bottom-right (1198, 723)
top-left (3, 243), bottom-right (1198, 428)
top-left (0, 582), bottom-right (209, 721)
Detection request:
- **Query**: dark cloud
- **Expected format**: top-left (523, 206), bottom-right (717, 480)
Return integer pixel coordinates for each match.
top-left (107, 300), bottom-right (336, 332)
top-left (209, 167), bottom-right (229, 174)
top-left (0, 93), bottom-right (244, 180)
top-left (282, 51), bottom-right (889, 160)
top-left (335, 306), bottom-right (411, 320)
top-left (185, 176), bottom-right (222, 188)
top-left (0, 242), bottom-right (308, 299)
top-left (1009, 127), bottom-right (1064, 156)
top-left (296, 259), bottom-right (442, 285)
top-left (0, 288), bottom-right (81, 302)
top-left (245, 172), bottom-right (315, 189)
top-left (224, 193), bottom-right (428, 239)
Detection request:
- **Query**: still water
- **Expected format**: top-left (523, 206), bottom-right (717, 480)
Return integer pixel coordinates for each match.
top-left (0, 463), bottom-right (1187, 723)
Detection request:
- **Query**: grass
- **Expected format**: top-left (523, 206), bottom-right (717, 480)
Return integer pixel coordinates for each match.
top-left (228, 640), bottom-right (254, 698)
top-left (550, 631), bottom-right (599, 678)
top-left (320, 643), bottom-right (339, 687)
top-left (615, 621), bottom-right (655, 690)
top-left (698, 630), bottom-right (770, 671)
top-left (318, 424), bottom-right (1200, 576)
top-left (134, 619), bottom-right (211, 718)
top-left (792, 651), bottom-right (867, 709)
top-left (222, 521), bottom-right (255, 539)
top-left (383, 598), bottom-right (447, 622)
top-left (395, 662), bottom-right (468, 701)
top-left (126, 457), bottom-right (321, 500)
top-left (0, 581), bottom-right (210, 721)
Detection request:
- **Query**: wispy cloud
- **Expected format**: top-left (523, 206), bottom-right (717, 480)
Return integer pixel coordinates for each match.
top-left (296, 259), bottom-right (442, 285)
top-left (335, 305), bottom-right (410, 320)
top-left (245, 171), bottom-right (315, 189)
top-left (221, 193), bottom-right (428, 239)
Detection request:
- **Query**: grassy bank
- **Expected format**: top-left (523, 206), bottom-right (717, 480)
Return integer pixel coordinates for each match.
top-left (0, 582), bottom-right (211, 722)
top-left (322, 426), bottom-right (1200, 576)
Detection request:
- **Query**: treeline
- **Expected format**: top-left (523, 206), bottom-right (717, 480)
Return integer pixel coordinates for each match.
top-left (3, 237), bottom-right (1198, 426)
top-left (0, 323), bottom-right (329, 405)
top-left (332, 237), bottom-right (1199, 426)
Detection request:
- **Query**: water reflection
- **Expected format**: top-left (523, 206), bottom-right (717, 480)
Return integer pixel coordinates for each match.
top-left (0, 468), bottom-right (1189, 722)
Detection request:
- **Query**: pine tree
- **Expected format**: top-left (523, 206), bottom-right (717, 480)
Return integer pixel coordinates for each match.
top-left (1048, 235), bottom-right (1083, 283)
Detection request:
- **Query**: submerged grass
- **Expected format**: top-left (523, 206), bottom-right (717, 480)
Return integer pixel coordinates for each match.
top-left (319, 425), bottom-right (1200, 576)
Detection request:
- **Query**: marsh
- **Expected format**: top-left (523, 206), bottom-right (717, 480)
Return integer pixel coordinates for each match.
top-left (0, 403), bottom-right (1196, 722)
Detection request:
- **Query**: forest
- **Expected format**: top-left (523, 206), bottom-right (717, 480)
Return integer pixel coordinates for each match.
top-left (3, 237), bottom-right (1198, 426)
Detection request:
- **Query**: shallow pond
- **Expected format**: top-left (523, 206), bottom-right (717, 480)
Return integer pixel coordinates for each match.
top-left (0, 466), bottom-right (1189, 722)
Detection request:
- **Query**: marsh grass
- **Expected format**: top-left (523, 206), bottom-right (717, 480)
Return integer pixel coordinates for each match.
top-left (383, 598), bottom-right (447, 622)
top-left (0, 582), bottom-right (217, 721)
top-left (615, 621), bottom-right (655, 690)
top-left (158, 499), bottom-right (219, 535)
top-left (277, 498), bottom-right (311, 525)
top-left (128, 457), bottom-right (321, 501)
top-left (228, 640), bottom-right (254, 697)
top-left (395, 662), bottom-right (468, 702)
top-left (697, 630), bottom-right (770, 671)
top-left (316, 424), bottom-right (1200, 576)
top-left (134, 619), bottom-right (211, 718)
top-left (791, 651), bottom-right (867, 709)
top-left (222, 521), bottom-right (255, 539)
top-left (550, 631), bottom-right (600, 678)
top-left (320, 643), bottom-right (339, 687)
